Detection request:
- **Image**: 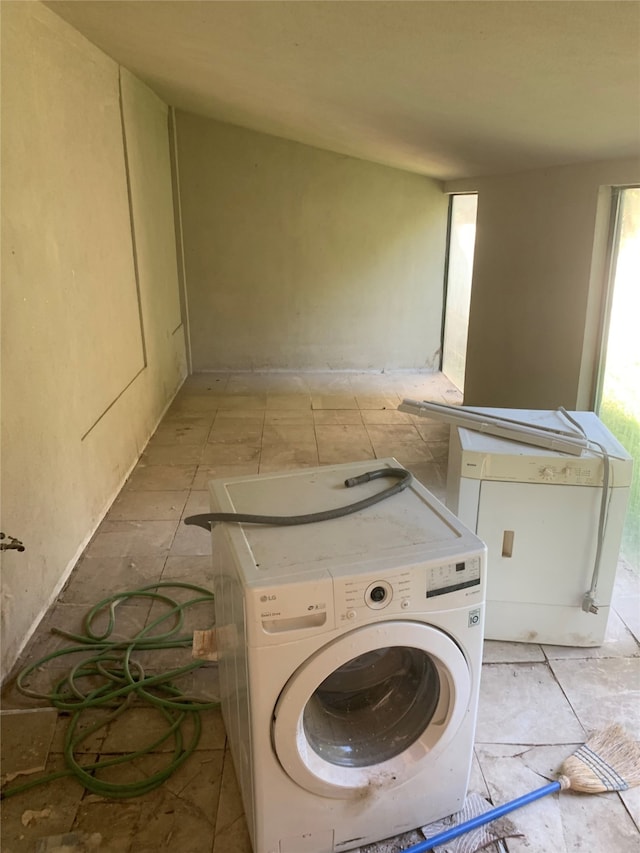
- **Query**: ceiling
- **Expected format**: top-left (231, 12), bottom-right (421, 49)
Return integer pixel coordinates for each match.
top-left (47, 1), bottom-right (640, 181)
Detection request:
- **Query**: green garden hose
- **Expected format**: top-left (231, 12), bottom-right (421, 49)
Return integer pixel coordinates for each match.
top-left (1, 582), bottom-right (217, 800)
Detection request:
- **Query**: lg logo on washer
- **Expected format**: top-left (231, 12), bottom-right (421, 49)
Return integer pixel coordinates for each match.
top-left (258, 592), bottom-right (326, 612)
top-left (259, 593), bottom-right (281, 620)
top-left (254, 582), bottom-right (331, 633)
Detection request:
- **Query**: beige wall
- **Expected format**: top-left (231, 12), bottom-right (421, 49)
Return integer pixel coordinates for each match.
top-left (175, 112), bottom-right (448, 372)
top-left (0, 3), bottom-right (186, 679)
top-left (446, 158), bottom-right (640, 409)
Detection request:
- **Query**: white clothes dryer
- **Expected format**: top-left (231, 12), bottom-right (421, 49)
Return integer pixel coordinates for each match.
top-left (209, 459), bottom-right (486, 853)
top-left (445, 409), bottom-right (632, 646)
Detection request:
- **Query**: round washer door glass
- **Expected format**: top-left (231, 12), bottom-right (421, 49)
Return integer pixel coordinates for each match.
top-left (272, 621), bottom-right (472, 798)
top-left (303, 646), bottom-right (440, 767)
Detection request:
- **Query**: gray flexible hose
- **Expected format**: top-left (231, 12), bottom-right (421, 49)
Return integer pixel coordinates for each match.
top-left (183, 467), bottom-right (412, 531)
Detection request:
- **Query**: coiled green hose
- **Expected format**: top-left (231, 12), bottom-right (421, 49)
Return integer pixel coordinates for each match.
top-left (1, 582), bottom-right (217, 800)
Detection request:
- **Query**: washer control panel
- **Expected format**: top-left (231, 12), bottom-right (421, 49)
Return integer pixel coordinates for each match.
top-left (334, 555), bottom-right (482, 623)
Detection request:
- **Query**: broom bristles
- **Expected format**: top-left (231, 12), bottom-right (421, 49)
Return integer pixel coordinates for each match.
top-left (559, 724), bottom-right (640, 793)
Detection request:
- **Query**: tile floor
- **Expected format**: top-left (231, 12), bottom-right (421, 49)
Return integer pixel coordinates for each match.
top-left (1, 371), bottom-right (639, 853)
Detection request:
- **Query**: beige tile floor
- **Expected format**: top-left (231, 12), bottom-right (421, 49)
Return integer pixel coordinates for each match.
top-left (2, 371), bottom-right (639, 853)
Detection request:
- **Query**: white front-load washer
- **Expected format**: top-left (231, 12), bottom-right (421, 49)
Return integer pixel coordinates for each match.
top-left (209, 458), bottom-right (486, 853)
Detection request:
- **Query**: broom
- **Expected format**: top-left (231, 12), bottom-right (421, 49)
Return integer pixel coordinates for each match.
top-left (404, 724), bottom-right (640, 852)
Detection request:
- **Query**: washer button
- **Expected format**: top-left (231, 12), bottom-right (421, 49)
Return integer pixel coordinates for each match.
top-left (401, 599), bottom-right (410, 610)
top-left (346, 609), bottom-right (356, 620)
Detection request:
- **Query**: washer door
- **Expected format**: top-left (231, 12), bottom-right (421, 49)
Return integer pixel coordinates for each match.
top-left (272, 621), bottom-right (472, 799)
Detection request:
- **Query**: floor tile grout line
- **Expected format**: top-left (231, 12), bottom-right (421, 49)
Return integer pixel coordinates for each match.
top-left (536, 657), bottom-right (589, 739)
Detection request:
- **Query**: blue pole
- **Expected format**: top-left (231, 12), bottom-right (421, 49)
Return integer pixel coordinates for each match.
top-left (403, 780), bottom-right (562, 852)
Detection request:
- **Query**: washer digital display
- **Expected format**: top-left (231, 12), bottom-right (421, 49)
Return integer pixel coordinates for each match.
top-left (426, 557), bottom-right (481, 598)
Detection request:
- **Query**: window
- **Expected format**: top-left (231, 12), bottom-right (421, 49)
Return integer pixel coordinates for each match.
top-left (441, 194), bottom-right (478, 393)
top-left (597, 186), bottom-right (640, 574)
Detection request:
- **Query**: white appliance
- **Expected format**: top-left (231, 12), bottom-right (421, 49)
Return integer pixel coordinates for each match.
top-left (209, 458), bottom-right (486, 853)
top-left (445, 409), bottom-right (632, 646)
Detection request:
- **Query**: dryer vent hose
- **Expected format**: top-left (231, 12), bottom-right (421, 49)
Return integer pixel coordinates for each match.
top-left (183, 467), bottom-right (412, 532)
